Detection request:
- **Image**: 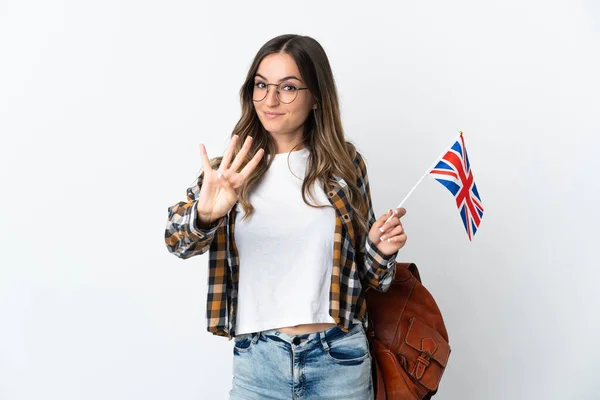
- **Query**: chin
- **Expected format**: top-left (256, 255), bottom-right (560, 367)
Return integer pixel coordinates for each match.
top-left (262, 121), bottom-right (285, 131)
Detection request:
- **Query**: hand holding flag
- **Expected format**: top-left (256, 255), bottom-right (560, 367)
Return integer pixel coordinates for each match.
top-left (370, 207), bottom-right (408, 256)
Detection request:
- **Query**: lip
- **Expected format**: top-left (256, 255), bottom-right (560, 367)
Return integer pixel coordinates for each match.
top-left (264, 112), bottom-right (284, 119)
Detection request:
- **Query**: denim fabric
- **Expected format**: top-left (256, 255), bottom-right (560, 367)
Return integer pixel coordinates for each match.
top-left (229, 322), bottom-right (374, 400)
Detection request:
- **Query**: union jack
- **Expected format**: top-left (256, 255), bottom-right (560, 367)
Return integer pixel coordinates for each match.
top-left (429, 133), bottom-right (484, 240)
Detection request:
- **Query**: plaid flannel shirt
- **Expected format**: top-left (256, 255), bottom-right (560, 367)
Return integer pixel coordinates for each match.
top-left (164, 151), bottom-right (397, 339)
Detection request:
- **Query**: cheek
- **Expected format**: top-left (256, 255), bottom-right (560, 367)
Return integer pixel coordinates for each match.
top-left (289, 104), bottom-right (312, 121)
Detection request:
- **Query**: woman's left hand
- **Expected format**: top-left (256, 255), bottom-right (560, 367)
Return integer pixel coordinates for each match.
top-left (368, 208), bottom-right (408, 256)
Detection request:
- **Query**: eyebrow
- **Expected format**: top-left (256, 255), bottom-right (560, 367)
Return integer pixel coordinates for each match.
top-left (254, 73), bottom-right (304, 83)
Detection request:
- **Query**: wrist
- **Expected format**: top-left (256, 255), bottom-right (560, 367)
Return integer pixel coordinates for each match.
top-left (196, 212), bottom-right (215, 229)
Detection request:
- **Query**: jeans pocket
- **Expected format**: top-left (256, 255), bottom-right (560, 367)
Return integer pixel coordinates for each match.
top-left (323, 324), bottom-right (370, 365)
top-left (233, 333), bottom-right (258, 354)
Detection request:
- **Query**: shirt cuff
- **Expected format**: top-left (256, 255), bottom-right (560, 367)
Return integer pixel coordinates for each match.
top-left (365, 236), bottom-right (398, 270)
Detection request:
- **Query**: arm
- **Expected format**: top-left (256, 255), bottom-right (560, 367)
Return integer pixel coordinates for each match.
top-left (354, 152), bottom-right (398, 292)
top-left (164, 136), bottom-right (265, 259)
top-left (164, 164), bottom-right (225, 259)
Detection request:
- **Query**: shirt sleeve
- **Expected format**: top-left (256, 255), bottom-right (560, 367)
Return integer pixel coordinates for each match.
top-left (354, 151), bottom-right (398, 291)
top-left (164, 163), bottom-right (225, 259)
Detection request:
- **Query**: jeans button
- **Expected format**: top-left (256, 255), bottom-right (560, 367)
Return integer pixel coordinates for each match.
top-left (292, 337), bottom-right (301, 345)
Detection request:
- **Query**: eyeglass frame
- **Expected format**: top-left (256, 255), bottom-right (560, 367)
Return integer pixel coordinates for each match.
top-left (252, 82), bottom-right (310, 104)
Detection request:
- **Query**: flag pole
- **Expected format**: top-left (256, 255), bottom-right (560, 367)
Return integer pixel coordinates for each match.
top-left (385, 131), bottom-right (462, 224)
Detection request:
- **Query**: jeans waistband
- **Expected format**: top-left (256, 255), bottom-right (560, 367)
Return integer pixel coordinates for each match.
top-left (239, 321), bottom-right (363, 346)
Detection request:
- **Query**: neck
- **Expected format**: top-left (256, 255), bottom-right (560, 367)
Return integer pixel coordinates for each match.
top-left (269, 127), bottom-right (305, 154)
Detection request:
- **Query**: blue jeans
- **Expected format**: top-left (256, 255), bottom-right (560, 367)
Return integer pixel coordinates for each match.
top-left (229, 322), bottom-right (374, 400)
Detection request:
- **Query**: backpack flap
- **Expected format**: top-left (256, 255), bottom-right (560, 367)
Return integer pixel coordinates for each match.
top-left (401, 316), bottom-right (451, 391)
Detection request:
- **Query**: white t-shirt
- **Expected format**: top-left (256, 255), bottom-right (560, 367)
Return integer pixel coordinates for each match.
top-left (234, 147), bottom-right (338, 335)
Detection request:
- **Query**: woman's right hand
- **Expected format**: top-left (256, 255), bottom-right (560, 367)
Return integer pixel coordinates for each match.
top-left (196, 135), bottom-right (264, 226)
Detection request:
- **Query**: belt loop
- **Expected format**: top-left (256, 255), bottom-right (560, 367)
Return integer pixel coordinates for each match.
top-left (319, 329), bottom-right (330, 351)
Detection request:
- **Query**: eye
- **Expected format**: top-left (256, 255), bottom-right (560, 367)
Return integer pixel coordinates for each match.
top-left (254, 82), bottom-right (266, 89)
top-left (281, 84), bottom-right (298, 91)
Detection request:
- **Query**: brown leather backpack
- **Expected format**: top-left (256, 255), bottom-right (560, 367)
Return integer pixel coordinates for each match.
top-left (365, 262), bottom-right (451, 399)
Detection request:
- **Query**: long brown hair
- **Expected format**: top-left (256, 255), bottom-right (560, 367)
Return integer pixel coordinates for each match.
top-left (211, 34), bottom-right (368, 237)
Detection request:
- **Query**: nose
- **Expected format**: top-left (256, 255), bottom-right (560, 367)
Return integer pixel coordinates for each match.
top-left (265, 85), bottom-right (280, 107)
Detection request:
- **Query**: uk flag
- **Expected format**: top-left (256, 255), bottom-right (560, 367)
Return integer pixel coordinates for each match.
top-left (429, 133), bottom-right (484, 240)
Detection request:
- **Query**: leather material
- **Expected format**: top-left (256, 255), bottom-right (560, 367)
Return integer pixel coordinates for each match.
top-left (366, 262), bottom-right (450, 399)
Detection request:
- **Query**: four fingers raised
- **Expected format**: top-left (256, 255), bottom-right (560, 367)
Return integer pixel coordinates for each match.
top-left (200, 137), bottom-right (265, 187)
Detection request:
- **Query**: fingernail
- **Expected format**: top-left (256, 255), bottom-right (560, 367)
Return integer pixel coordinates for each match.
top-left (379, 227), bottom-right (385, 233)
top-left (380, 236), bottom-right (386, 241)
top-left (387, 238), bottom-right (391, 243)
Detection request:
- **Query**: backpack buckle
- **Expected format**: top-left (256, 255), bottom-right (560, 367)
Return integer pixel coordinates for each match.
top-left (411, 338), bottom-right (437, 380)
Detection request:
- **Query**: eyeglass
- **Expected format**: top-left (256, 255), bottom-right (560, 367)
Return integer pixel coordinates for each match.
top-left (252, 81), bottom-right (309, 104)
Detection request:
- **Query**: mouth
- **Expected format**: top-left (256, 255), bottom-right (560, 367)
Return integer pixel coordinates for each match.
top-left (264, 112), bottom-right (284, 119)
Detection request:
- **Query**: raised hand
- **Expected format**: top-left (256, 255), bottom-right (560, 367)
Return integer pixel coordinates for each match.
top-left (196, 135), bottom-right (264, 226)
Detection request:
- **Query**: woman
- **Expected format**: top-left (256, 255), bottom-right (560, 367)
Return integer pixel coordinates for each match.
top-left (165, 34), bottom-right (407, 400)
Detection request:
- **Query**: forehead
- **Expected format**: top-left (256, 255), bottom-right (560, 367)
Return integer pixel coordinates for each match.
top-left (255, 53), bottom-right (301, 80)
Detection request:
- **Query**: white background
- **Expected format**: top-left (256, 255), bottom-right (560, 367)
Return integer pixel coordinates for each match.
top-left (1, 0), bottom-right (598, 399)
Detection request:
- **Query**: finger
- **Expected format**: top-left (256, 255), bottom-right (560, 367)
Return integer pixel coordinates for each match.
top-left (372, 209), bottom-right (394, 233)
top-left (380, 224), bottom-right (405, 242)
top-left (199, 144), bottom-right (212, 175)
top-left (388, 233), bottom-right (408, 244)
top-left (219, 135), bottom-right (239, 173)
top-left (239, 148), bottom-right (265, 178)
top-left (229, 136), bottom-right (254, 173)
top-left (378, 211), bottom-right (401, 234)
top-left (384, 207), bottom-right (407, 224)
top-left (394, 207), bottom-right (407, 218)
